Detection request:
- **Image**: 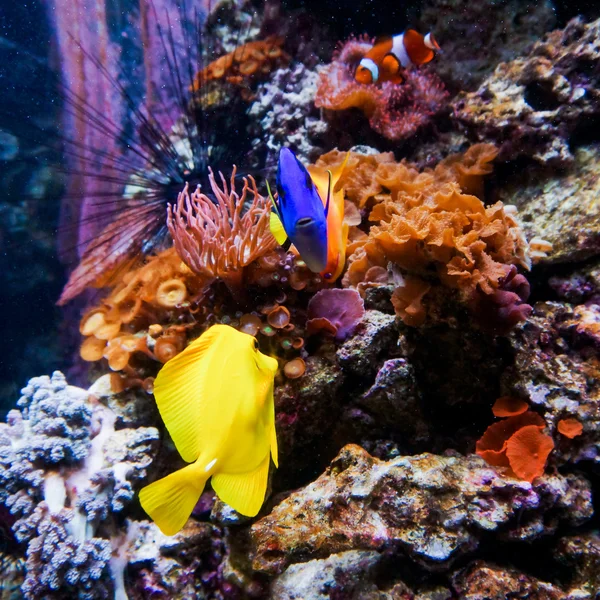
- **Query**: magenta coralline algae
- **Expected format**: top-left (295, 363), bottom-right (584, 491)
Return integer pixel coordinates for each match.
top-left (471, 265), bottom-right (533, 335)
top-left (307, 288), bottom-right (365, 340)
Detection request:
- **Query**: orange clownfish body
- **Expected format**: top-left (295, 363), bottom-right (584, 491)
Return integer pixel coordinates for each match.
top-left (307, 154), bottom-right (350, 282)
top-left (355, 30), bottom-right (440, 85)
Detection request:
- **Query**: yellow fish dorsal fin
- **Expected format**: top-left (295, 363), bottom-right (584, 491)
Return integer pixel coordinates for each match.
top-left (329, 151), bottom-right (351, 189)
top-left (153, 326), bottom-right (226, 463)
top-left (270, 210), bottom-right (288, 245)
top-left (211, 452), bottom-right (271, 517)
top-left (307, 152), bottom-right (350, 211)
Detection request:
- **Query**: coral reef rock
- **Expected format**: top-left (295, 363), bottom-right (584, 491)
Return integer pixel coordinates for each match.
top-left (452, 561), bottom-right (567, 599)
top-left (504, 302), bottom-right (600, 465)
top-left (417, 0), bottom-right (556, 91)
top-left (336, 310), bottom-right (397, 378)
top-left (270, 550), bottom-right (411, 599)
top-left (248, 444), bottom-right (592, 576)
top-left (555, 532), bottom-right (600, 599)
top-left (497, 145), bottom-right (600, 264)
top-left (248, 63), bottom-right (328, 165)
top-left (454, 18), bottom-right (600, 165)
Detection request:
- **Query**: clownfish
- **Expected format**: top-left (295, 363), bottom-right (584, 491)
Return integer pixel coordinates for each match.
top-left (139, 324), bottom-right (278, 534)
top-left (269, 148), bottom-right (350, 281)
top-left (355, 30), bottom-right (440, 85)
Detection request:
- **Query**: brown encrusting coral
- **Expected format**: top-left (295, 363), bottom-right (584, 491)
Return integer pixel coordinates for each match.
top-left (316, 144), bottom-right (534, 332)
top-left (191, 36), bottom-right (290, 93)
top-left (315, 37), bottom-right (448, 141)
top-left (167, 169), bottom-right (277, 291)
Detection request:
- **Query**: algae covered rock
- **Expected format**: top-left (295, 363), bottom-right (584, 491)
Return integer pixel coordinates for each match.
top-left (452, 561), bottom-right (567, 600)
top-left (248, 444), bottom-right (592, 576)
top-left (497, 145), bottom-right (600, 264)
top-left (454, 18), bottom-right (600, 165)
top-left (504, 302), bottom-right (600, 465)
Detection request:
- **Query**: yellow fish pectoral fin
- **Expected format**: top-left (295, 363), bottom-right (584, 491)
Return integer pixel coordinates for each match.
top-left (269, 211), bottom-right (288, 246)
top-left (211, 453), bottom-right (271, 517)
top-left (139, 463), bottom-right (207, 536)
top-left (153, 327), bottom-right (225, 463)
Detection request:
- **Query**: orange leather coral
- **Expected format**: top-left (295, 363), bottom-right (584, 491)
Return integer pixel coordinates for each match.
top-left (506, 425), bottom-right (555, 483)
top-left (492, 396), bottom-right (529, 417)
top-left (331, 145), bottom-right (531, 329)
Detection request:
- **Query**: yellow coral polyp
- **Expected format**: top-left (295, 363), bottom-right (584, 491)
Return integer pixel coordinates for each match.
top-left (80, 309), bottom-right (109, 336)
top-left (80, 336), bottom-right (107, 362)
top-left (156, 279), bottom-right (188, 308)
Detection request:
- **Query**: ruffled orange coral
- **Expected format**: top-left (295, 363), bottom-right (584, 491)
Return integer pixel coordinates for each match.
top-left (191, 36), bottom-right (289, 92)
top-left (315, 149), bottom-right (395, 210)
top-left (390, 276), bottom-right (430, 327)
top-left (167, 168), bottom-right (277, 291)
top-left (335, 145), bottom-right (533, 331)
top-left (315, 38), bottom-right (448, 141)
top-left (557, 418), bottom-right (583, 439)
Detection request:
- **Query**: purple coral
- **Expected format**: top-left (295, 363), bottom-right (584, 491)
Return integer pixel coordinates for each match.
top-left (0, 371), bottom-right (159, 599)
top-left (307, 288), bottom-right (365, 340)
top-left (471, 265), bottom-right (533, 335)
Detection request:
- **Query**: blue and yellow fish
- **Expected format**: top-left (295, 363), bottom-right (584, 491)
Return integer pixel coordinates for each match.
top-left (139, 324), bottom-right (279, 535)
top-left (269, 147), bottom-right (349, 281)
top-left (269, 147), bottom-right (329, 273)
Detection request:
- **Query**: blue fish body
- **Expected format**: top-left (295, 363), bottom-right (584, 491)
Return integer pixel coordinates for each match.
top-left (274, 148), bottom-right (328, 273)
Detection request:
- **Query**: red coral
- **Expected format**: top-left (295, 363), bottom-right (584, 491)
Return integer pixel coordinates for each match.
top-left (476, 406), bottom-right (554, 483)
top-left (557, 418), bottom-right (583, 439)
top-left (314, 38), bottom-right (448, 141)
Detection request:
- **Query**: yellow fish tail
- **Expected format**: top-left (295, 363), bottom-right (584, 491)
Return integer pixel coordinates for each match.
top-left (211, 452), bottom-right (271, 517)
top-left (139, 463), bottom-right (207, 536)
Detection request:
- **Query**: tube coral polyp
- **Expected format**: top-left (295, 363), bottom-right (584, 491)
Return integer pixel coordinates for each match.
top-left (314, 38), bottom-right (448, 141)
top-left (167, 168), bottom-right (277, 291)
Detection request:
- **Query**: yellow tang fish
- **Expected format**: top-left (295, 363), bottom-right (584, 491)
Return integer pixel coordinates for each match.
top-left (139, 324), bottom-right (279, 535)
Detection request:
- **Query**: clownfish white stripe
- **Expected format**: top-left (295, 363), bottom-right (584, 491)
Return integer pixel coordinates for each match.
top-left (359, 58), bottom-right (380, 83)
top-left (424, 32), bottom-right (436, 50)
top-left (392, 33), bottom-right (412, 69)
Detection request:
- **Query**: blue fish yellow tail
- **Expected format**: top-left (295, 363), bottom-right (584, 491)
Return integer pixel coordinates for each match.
top-left (139, 463), bottom-right (208, 536)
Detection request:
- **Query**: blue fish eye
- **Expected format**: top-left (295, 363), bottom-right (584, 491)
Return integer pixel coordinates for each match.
top-left (296, 217), bottom-right (314, 228)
